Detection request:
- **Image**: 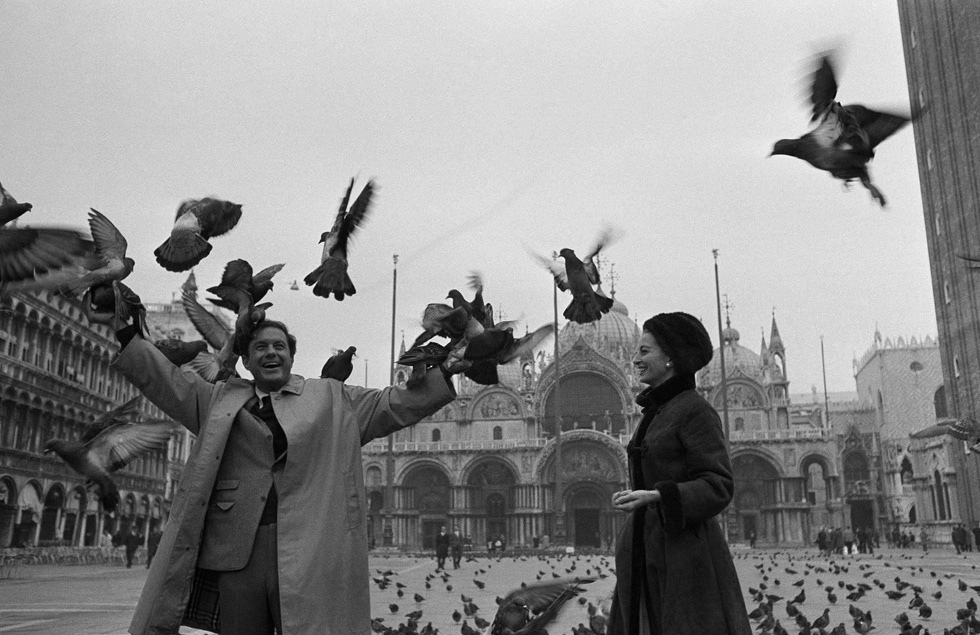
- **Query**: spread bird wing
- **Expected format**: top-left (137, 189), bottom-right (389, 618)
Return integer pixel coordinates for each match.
top-left (500, 578), bottom-right (594, 615)
top-left (87, 208), bottom-right (128, 262)
top-left (252, 263), bottom-right (285, 298)
top-left (184, 350), bottom-right (223, 383)
top-left (207, 259), bottom-right (255, 310)
top-left (842, 105), bottom-right (910, 149)
top-left (81, 396), bottom-right (143, 444)
top-left (333, 180), bottom-right (374, 257)
top-left (0, 228), bottom-right (95, 284)
top-left (527, 248), bottom-right (569, 291)
top-left (182, 291), bottom-right (231, 350)
top-left (498, 323), bottom-right (554, 365)
top-left (87, 420), bottom-right (174, 473)
top-left (809, 108), bottom-right (844, 149)
top-left (194, 198), bottom-right (243, 238)
top-left (809, 53), bottom-right (839, 121)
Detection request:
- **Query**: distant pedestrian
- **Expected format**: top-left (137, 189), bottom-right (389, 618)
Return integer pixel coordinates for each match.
top-left (532, 535), bottom-right (540, 549)
top-left (124, 529), bottom-right (142, 568)
top-left (920, 527), bottom-right (928, 552)
top-left (749, 531), bottom-right (756, 549)
top-left (973, 525), bottom-right (980, 551)
top-left (435, 526), bottom-right (449, 570)
top-left (843, 526), bottom-right (854, 555)
top-left (953, 524), bottom-right (964, 554)
top-left (816, 527), bottom-right (827, 555)
top-left (449, 526), bottom-right (463, 569)
top-left (147, 528), bottom-right (162, 568)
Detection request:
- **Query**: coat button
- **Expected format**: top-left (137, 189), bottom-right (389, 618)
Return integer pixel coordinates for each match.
top-left (260, 495), bottom-right (267, 502)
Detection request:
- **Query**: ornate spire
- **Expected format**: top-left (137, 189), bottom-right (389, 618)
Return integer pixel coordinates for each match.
top-left (398, 330), bottom-right (406, 357)
top-left (760, 328), bottom-right (769, 362)
top-left (769, 308), bottom-right (784, 353)
top-left (181, 271), bottom-right (198, 299)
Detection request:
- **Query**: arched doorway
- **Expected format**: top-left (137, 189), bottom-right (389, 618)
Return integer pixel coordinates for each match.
top-left (403, 465), bottom-right (451, 550)
top-left (843, 451), bottom-right (874, 530)
top-left (567, 488), bottom-right (603, 548)
top-left (731, 453), bottom-right (780, 544)
top-left (467, 459), bottom-right (517, 546)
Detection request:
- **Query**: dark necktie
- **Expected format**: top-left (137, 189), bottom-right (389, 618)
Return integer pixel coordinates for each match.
top-left (249, 395), bottom-right (286, 525)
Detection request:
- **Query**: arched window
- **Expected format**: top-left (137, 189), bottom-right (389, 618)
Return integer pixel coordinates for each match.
top-left (431, 428), bottom-right (441, 442)
top-left (934, 386), bottom-right (948, 419)
top-left (734, 417), bottom-right (744, 432)
top-left (492, 426), bottom-right (502, 440)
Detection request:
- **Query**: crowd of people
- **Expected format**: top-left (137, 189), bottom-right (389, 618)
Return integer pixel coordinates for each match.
top-left (816, 526), bottom-right (877, 556)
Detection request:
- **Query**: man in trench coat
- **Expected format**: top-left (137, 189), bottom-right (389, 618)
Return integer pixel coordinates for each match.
top-left (113, 319), bottom-right (458, 634)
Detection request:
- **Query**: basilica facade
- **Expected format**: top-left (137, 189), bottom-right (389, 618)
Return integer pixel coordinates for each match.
top-left (363, 300), bottom-right (890, 551)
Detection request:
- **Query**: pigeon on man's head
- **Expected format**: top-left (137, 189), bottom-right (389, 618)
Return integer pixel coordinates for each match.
top-left (770, 51), bottom-right (913, 207)
top-left (206, 259), bottom-right (276, 357)
top-left (155, 197), bottom-right (242, 272)
top-left (305, 178), bottom-right (374, 300)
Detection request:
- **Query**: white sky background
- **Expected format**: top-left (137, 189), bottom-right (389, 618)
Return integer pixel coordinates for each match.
top-left (1, 0), bottom-right (936, 394)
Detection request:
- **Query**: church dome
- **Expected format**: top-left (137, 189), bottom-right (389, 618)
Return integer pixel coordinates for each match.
top-left (698, 324), bottom-right (763, 386)
top-left (558, 296), bottom-right (639, 356)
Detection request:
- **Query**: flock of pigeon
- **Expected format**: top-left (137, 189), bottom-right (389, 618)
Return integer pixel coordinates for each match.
top-left (367, 552), bottom-right (612, 635)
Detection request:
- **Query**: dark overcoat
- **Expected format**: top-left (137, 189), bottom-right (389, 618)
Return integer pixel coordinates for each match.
top-left (608, 375), bottom-right (751, 635)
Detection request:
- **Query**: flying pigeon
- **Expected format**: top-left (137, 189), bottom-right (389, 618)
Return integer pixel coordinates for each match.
top-left (530, 227), bottom-right (619, 324)
top-left (206, 259), bottom-right (275, 356)
top-left (489, 577), bottom-right (595, 635)
top-left (154, 197), bottom-right (243, 272)
top-left (154, 338), bottom-right (209, 367)
top-left (304, 178), bottom-right (374, 300)
top-left (44, 414), bottom-right (174, 512)
top-left (770, 51), bottom-right (912, 206)
top-left (59, 209), bottom-right (134, 297)
top-left (181, 291), bottom-right (238, 382)
top-left (321, 346), bottom-right (356, 381)
top-left (463, 322), bottom-right (553, 385)
top-left (206, 261), bottom-right (284, 313)
top-left (0, 180), bottom-right (32, 226)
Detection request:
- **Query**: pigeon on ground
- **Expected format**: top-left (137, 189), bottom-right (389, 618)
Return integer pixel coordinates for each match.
top-left (59, 209), bottom-right (134, 297)
top-left (304, 178), bottom-right (374, 300)
top-left (0, 180), bottom-right (32, 225)
top-left (155, 197), bottom-right (242, 272)
top-left (44, 413), bottom-right (174, 512)
top-left (321, 346), bottom-right (357, 381)
top-left (770, 51), bottom-right (912, 206)
top-left (489, 577), bottom-right (595, 635)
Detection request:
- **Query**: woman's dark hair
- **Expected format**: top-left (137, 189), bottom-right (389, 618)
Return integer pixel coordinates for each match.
top-left (235, 319), bottom-right (297, 357)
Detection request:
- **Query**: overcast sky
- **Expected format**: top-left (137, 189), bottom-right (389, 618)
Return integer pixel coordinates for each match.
top-left (1, 0), bottom-right (935, 394)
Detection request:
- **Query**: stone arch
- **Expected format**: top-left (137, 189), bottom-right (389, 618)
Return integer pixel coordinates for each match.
top-left (711, 379), bottom-right (770, 410)
top-left (400, 462), bottom-right (452, 512)
top-left (730, 447), bottom-right (785, 478)
top-left (799, 452), bottom-right (835, 477)
top-left (469, 387), bottom-right (524, 420)
top-left (40, 483), bottom-right (66, 542)
top-left (534, 430), bottom-right (628, 484)
top-left (423, 401), bottom-right (460, 423)
top-left (541, 371), bottom-right (629, 435)
top-left (0, 476), bottom-right (17, 547)
top-left (463, 456), bottom-right (519, 491)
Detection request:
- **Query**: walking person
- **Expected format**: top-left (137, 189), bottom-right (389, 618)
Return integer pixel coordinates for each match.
top-left (608, 313), bottom-right (751, 635)
top-left (111, 314), bottom-right (459, 635)
top-left (973, 524), bottom-right (980, 552)
top-left (435, 526), bottom-right (449, 570)
top-left (449, 526), bottom-right (463, 569)
top-left (146, 527), bottom-right (162, 568)
top-left (124, 528), bottom-right (142, 569)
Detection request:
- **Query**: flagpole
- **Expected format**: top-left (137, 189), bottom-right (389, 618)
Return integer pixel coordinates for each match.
top-left (552, 252), bottom-right (565, 546)
top-left (383, 254), bottom-right (398, 547)
top-left (713, 249), bottom-right (732, 544)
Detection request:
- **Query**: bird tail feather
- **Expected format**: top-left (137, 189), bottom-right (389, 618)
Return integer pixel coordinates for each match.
top-left (563, 294), bottom-right (613, 324)
top-left (305, 257), bottom-right (355, 300)
top-left (155, 233), bottom-right (211, 272)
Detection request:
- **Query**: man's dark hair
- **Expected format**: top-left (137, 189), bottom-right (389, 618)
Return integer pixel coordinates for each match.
top-left (235, 319), bottom-right (297, 357)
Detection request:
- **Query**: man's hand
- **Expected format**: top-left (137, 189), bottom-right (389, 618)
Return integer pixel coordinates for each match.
top-left (612, 489), bottom-right (660, 512)
top-left (440, 339), bottom-right (472, 375)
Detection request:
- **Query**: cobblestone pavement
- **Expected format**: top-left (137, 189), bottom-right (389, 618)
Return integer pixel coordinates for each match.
top-left (3, 547), bottom-right (980, 634)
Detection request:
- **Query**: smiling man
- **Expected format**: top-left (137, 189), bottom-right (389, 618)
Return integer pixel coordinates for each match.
top-left (111, 318), bottom-right (459, 635)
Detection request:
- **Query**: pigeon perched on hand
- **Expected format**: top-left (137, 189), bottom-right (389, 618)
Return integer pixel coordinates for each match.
top-left (305, 178), bottom-right (374, 300)
top-left (81, 280), bottom-right (148, 336)
top-left (0, 180), bottom-right (32, 226)
top-left (490, 577), bottom-right (595, 635)
top-left (155, 197), bottom-right (243, 272)
top-left (412, 303), bottom-right (471, 348)
top-left (44, 408), bottom-right (174, 512)
top-left (60, 209), bottom-right (134, 297)
top-left (463, 322), bottom-right (553, 385)
top-left (770, 51), bottom-right (912, 206)
top-left (321, 346), bottom-right (356, 381)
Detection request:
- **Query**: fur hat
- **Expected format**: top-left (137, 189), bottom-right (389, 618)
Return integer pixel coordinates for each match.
top-left (642, 312), bottom-right (713, 375)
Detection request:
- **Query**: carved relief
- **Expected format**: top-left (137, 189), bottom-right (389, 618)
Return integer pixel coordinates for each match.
top-left (475, 393), bottom-right (521, 418)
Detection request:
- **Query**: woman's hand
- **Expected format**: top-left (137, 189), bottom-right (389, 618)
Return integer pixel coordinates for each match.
top-left (612, 489), bottom-right (661, 512)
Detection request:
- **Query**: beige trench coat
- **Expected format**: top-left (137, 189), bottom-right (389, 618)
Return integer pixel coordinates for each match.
top-left (114, 337), bottom-right (455, 635)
